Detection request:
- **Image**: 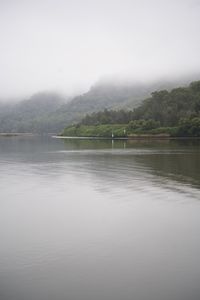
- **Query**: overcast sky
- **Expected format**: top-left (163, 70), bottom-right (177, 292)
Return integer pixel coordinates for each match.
top-left (0, 0), bottom-right (200, 98)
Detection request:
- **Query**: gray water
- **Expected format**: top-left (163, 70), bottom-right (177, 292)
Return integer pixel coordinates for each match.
top-left (0, 136), bottom-right (200, 300)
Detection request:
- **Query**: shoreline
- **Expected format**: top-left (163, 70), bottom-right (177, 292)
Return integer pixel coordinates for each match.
top-left (52, 135), bottom-right (200, 140)
top-left (1, 133), bottom-right (200, 140)
top-left (0, 133), bottom-right (36, 137)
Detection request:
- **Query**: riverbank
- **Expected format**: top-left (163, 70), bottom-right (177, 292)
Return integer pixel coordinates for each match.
top-left (61, 122), bottom-right (200, 139)
top-left (60, 124), bottom-right (179, 139)
top-left (54, 135), bottom-right (200, 141)
top-left (0, 133), bottom-right (37, 137)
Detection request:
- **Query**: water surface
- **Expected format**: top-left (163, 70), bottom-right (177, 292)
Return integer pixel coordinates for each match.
top-left (0, 136), bottom-right (200, 300)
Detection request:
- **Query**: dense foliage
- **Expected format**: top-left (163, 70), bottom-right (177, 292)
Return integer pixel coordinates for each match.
top-left (133, 81), bottom-right (200, 126)
top-left (62, 124), bottom-right (128, 138)
top-left (0, 93), bottom-right (68, 133)
top-left (0, 79), bottom-right (181, 134)
top-left (1, 79), bottom-right (200, 135)
top-left (177, 117), bottom-right (200, 137)
top-left (81, 109), bottom-right (135, 125)
top-left (63, 81), bottom-right (200, 137)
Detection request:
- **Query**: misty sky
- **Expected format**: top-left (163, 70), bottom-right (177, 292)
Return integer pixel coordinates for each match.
top-left (0, 0), bottom-right (200, 98)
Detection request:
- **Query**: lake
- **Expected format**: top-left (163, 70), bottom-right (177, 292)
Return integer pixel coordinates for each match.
top-left (0, 136), bottom-right (200, 300)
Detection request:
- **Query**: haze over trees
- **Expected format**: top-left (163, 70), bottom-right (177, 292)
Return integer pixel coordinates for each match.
top-left (0, 93), bottom-right (68, 133)
top-left (0, 78), bottom-right (200, 135)
top-left (0, 79), bottom-right (182, 134)
top-left (77, 81), bottom-right (200, 126)
top-left (63, 80), bottom-right (200, 137)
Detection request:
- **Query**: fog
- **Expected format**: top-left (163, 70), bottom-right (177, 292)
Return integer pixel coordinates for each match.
top-left (0, 0), bottom-right (200, 99)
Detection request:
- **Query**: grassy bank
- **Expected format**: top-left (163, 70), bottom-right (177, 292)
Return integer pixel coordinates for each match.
top-left (61, 124), bottom-right (179, 138)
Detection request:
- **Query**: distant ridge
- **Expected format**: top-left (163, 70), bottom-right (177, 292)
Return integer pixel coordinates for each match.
top-left (0, 75), bottom-right (199, 134)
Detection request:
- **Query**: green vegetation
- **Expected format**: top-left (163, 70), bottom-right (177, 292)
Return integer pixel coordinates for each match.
top-left (62, 81), bottom-right (200, 138)
top-left (0, 93), bottom-right (68, 133)
top-left (177, 117), bottom-right (200, 137)
top-left (62, 124), bottom-right (127, 138)
top-left (62, 123), bottom-right (176, 138)
top-left (0, 79), bottom-right (184, 134)
top-left (1, 79), bottom-right (200, 136)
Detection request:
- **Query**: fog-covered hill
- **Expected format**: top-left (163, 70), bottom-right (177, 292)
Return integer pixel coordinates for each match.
top-left (49, 79), bottom-right (185, 130)
top-left (63, 80), bottom-right (200, 138)
top-left (0, 77), bottom-right (198, 134)
top-left (0, 92), bottom-right (67, 133)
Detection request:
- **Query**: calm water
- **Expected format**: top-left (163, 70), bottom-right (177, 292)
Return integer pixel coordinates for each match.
top-left (0, 136), bottom-right (200, 300)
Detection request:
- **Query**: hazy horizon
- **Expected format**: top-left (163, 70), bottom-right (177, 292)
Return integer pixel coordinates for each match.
top-left (1, 0), bottom-right (200, 99)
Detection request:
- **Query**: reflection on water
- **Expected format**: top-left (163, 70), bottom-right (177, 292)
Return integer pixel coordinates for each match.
top-left (0, 136), bottom-right (200, 300)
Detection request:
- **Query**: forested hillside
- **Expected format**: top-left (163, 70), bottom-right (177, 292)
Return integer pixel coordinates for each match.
top-left (58, 79), bottom-right (183, 120)
top-left (63, 80), bottom-right (200, 137)
top-left (49, 81), bottom-right (158, 129)
top-left (0, 93), bottom-right (67, 133)
top-left (85, 81), bottom-right (200, 124)
top-left (0, 78), bottom-right (198, 134)
top-left (133, 81), bottom-right (200, 125)
top-left (0, 80), bottom-right (175, 133)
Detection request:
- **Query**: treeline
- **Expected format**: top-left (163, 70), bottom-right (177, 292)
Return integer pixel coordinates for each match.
top-left (133, 81), bottom-right (200, 126)
top-left (81, 81), bottom-right (200, 125)
top-left (0, 93), bottom-right (69, 133)
top-left (0, 80), bottom-right (162, 134)
top-left (65, 80), bottom-right (200, 137)
top-left (81, 109), bottom-right (134, 125)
